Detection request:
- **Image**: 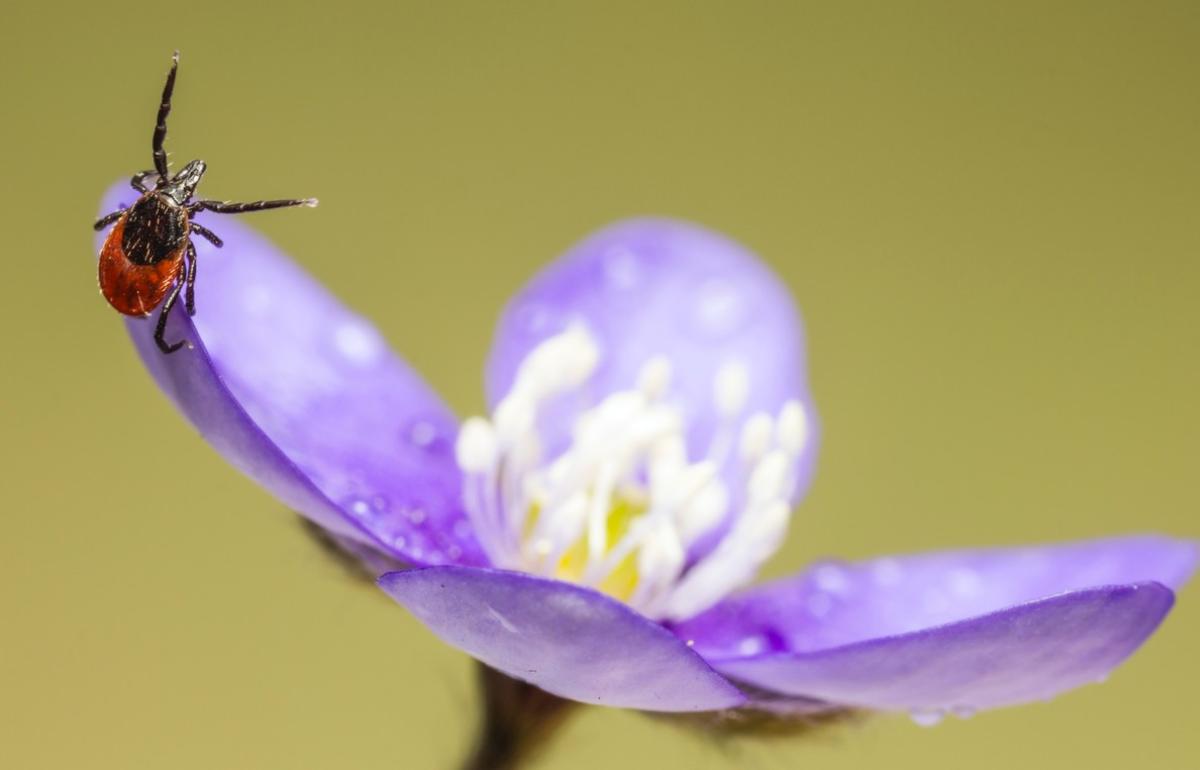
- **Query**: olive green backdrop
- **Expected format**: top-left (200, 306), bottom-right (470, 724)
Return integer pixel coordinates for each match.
top-left (2, 2), bottom-right (1196, 768)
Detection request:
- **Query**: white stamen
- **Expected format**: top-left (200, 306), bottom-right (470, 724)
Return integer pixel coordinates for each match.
top-left (493, 395), bottom-right (535, 445)
top-left (777, 400), bottom-right (809, 456)
top-left (738, 411), bottom-right (774, 464)
top-left (632, 520), bottom-right (685, 608)
top-left (675, 480), bottom-right (727, 546)
top-left (455, 417), bottom-right (497, 473)
top-left (454, 326), bottom-right (803, 621)
top-left (706, 360), bottom-right (751, 465)
top-left (527, 492), bottom-right (587, 568)
top-left (637, 356), bottom-right (672, 400)
top-left (749, 450), bottom-right (791, 503)
top-left (512, 324), bottom-right (599, 398)
top-left (714, 360), bottom-right (750, 418)
top-left (662, 500), bottom-right (791, 620)
top-left (650, 435), bottom-right (687, 483)
top-left (587, 461), bottom-right (618, 564)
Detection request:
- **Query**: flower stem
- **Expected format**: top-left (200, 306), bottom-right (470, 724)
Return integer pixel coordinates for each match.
top-left (460, 664), bottom-right (576, 770)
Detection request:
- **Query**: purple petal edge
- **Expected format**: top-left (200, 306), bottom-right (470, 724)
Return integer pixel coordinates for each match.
top-left (711, 582), bottom-right (1176, 713)
top-left (675, 535), bottom-right (1197, 657)
top-left (96, 183), bottom-right (484, 567)
top-left (378, 566), bottom-right (746, 712)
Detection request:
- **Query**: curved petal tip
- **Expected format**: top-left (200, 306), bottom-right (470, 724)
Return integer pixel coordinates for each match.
top-left (95, 183), bottom-right (484, 567)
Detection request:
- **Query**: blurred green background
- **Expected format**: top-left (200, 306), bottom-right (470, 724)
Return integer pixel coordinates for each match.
top-left (2, 1), bottom-right (1196, 768)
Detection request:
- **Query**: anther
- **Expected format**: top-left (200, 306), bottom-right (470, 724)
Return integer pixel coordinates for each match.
top-left (455, 417), bottom-right (497, 473)
top-left (714, 360), bottom-right (750, 417)
top-left (637, 356), bottom-right (673, 400)
top-left (777, 400), bottom-right (809, 456)
top-left (738, 412), bottom-right (774, 464)
top-left (513, 324), bottom-right (599, 398)
top-left (749, 450), bottom-right (791, 503)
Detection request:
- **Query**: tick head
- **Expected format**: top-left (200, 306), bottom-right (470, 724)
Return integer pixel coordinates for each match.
top-left (164, 159), bottom-right (207, 204)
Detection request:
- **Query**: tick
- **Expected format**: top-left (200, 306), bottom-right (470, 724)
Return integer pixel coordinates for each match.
top-left (94, 52), bottom-right (317, 354)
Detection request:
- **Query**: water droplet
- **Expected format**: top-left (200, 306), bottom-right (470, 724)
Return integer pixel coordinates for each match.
top-left (370, 495), bottom-right (391, 514)
top-left (814, 563), bottom-right (851, 595)
top-left (391, 534), bottom-right (407, 550)
top-left (603, 247), bottom-right (640, 289)
top-left (948, 567), bottom-right (982, 598)
top-left (242, 285), bottom-right (273, 315)
top-left (347, 498), bottom-right (371, 517)
top-left (737, 635), bottom-right (766, 656)
top-left (692, 279), bottom-right (748, 339)
top-left (685, 639), bottom-right (696, 648)
top-left (515, 303), bottom-right (553, 335)
top-left (333, 319), bottom-right (384, 366)
top-left (427, 550), bottom-right (444, 564)
top-left (950, 705), bottom-right (976, 720)
top-left (407, 508), bottom-right (427, 525)
top-left (446, 545), bottom-right (463, 560)
top-left (872, 558), bottom-right (903, 586)
top-left (910, 708), bottom-right (945, 727)
top-left (806, 592), bottom-right (834, 618)
top-left (407, 420), bottom-right (438, 449)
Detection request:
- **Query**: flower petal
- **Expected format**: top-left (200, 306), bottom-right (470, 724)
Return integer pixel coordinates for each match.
top-left (672, 535), bottom-right (1197, 656)
top-left (95, 184), bottom-right (483, 567)
top-left (377, 566), bottom-right (746, 711)
top-left (710, 583), bottom-right (1175, 712)
top-left (485, 219), bottom-right (816, 497)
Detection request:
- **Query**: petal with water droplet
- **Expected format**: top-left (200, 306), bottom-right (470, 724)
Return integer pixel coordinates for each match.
top-left (95, 183), bottom-right (484, 568)
top-left (672, 536), bottom-right (1197, 656)
top-left (708, 582), bottom-right (1175, 712)
top-left (484, 219), bottom-right (817, 503)
top-left (909, 708), bottom-right (945, 727)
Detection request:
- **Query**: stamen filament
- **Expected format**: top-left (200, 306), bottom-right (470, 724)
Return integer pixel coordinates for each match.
top-left (454, 326), bottom-right (809, 620)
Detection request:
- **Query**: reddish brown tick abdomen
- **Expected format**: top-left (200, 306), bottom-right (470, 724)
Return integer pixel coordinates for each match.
top-left (98, 214), bottom-right (185, 317)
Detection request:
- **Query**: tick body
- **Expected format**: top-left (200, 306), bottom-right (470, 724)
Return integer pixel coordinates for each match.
top-left (95, 52), bottom-right (316, 353)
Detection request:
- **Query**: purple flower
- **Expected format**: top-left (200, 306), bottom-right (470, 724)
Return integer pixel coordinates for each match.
top-left (98, 184), bottom-right (1196, 722)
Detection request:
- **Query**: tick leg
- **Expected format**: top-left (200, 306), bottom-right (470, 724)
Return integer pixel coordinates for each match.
top-left (184, 241), bottom-right (198, 316)
top-left (130, 170), bottom-right (159, 192)
top-left (152, 52), bottom-right (180, 181)
top-left (191, 197), bottom-right (318, 215)
top-left (190, 221), bottom-right (223, 248)
top-left (93, 208), bottom-right (126, 231)
top-left (154, 276), bottom-right (187, 354)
